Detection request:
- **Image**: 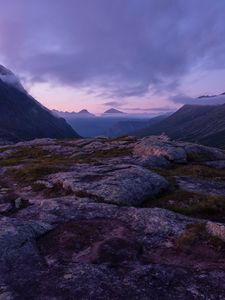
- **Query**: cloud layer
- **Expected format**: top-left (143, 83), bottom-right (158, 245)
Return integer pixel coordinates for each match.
top-left (1, 0), bottom-right (225, 98)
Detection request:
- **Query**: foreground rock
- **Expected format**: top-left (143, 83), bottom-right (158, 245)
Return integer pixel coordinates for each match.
top-left (44, 164), bottom-right (169, 206)
top-left (0, 136), bottom-right (225, 299)
top-left (0, 198), bottom-right (225, 299)
top-left (133, 135), bottom-right (225, 163)
top-left (175, 176), bottom-right (225, 197)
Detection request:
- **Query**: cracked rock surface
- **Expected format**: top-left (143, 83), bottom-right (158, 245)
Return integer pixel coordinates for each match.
top-left (0, 136), bottom-right (225, 299)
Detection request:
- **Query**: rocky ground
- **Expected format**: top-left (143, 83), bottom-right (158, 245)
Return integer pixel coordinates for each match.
top-left (0, 135), bottom-right (225, 299)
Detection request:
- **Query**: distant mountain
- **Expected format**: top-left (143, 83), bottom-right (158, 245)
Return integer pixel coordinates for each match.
top-left (107, 115), bottom-right (168, 137)
top-left (0, 65), bottom-right (79, 143)
top-left (77, 109), bottom-right (95, 117)
top-left (134, 104), bottom-right (225, 148)
top-left (56, 107), bottom-right (163, 138)
top-left (53, 109), bottom-right (95, 119)
top-left (104, 108), bottom-right (125, 114)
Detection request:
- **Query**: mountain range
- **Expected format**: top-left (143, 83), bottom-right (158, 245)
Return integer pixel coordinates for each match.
top-left (0, 65), bottom-right (79, 143)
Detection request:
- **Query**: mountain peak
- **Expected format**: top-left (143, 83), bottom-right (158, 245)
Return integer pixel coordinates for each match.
top-left (104, 108), bottom-right (124, 114)
top-left (78, 109), bottom-right (91, 114)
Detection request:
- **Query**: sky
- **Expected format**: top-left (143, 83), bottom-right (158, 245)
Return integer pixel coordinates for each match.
top-left (0, 0), bottom-right (225, 114)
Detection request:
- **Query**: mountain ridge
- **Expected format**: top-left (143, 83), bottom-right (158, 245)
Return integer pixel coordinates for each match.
top-left (134, 104), bottom-right (225, 148)
top-left (0, 65), bottom-right (79, 143)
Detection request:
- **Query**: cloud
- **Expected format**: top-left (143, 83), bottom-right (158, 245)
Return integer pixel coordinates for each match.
top-left (103, 101), bottom-right (125, 108)
top-left (1, 0), bottom-right (225, 98)
top-left (171, 94), bottom-right (225, 105)
top-left (125, 107), bottom-right (174, 113)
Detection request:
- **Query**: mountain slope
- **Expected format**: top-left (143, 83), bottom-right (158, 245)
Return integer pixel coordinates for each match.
top-left (0, 65), bottom-right (79, 143)
top-left (135, 104), bottom-right (225, 148)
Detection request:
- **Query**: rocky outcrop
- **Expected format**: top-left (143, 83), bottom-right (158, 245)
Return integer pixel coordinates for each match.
top-left (175, 176), bottom-right (225, 197)
top-left (44, 164), bottom-right (169, 206)
top-left (0, 136), bottom-right (225, 299)
top-left (133, 136), bottom-right (187, 163)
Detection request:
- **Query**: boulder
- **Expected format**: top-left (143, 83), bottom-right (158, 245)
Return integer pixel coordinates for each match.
top-left (133, 136), bottom-right (187, 163)
top-left (185, 144), bottom-right (225, 162)
top-left (206, 221), bottom-right (225, 242)
top-left (45, 164), bottom-right (169, 206)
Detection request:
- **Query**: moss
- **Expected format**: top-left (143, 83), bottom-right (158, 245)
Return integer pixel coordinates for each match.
top-left (0, 143), bottom-right (132, 169)
top-left (109, 136), bottom-right (137, 142)
top-left (0, 146), bottom-right (12, 153)
top-left (143, 189), bottom-right (225, 220)
top-left (92, 147), bottom-right (132, 159)
top-left (187, 151), bottom-right (213, 162)
top-left (152, 164), bottom-right (225, 181)
top-left (0, 146), bottom-right (51, 167)
top-left (7, 164), bottom-right (66, 185)
top-left (174, 223), bottom-right (225, 251)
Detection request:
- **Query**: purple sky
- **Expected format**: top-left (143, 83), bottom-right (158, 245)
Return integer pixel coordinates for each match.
top-left (0, 0), bottom-right (225, 113)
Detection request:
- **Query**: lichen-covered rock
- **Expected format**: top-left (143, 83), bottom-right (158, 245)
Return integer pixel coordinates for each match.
top-left (133, 136), bottom-right (187, 163)
top-left (46, 164), bottom-right (169, 206)
top-left (184, 144), bottom-right (225, 162)
top-left (201, 160), bottom-right (225, 169)
top-left (175, 176), bottom-right (225, 197)
top-left (1, 200), bottom-right (225, 300)
top-left (206, 221), bottom-right (225, 242)
top-left (1, 136), bottom-right (225, 299)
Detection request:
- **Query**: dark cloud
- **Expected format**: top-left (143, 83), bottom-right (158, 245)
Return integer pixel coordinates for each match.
top-left (171, 94), bottom-right (225, 105)
top-left (1, 0), bottom-right (225, 97)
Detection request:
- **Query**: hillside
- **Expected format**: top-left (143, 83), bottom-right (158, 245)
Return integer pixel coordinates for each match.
top-left (0, 65), bottom-right (79, 143)
top-left (135, 104), bottom-right (225, 148)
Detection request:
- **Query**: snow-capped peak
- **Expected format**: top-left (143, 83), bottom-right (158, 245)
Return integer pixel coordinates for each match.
top-left (0, 65), bottom-right (26, 93)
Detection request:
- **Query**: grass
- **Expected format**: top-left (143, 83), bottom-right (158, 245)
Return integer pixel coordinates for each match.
top-left (3, 144), bottom-right (132, 191)
top-left (152, 163), bottom-right (225, 181)
top-left (174, 223), bottom-right (225, 251)
top-left (143, 189), bottom-right (225, 220)
top-left (91, 147), bottom-right (132, 159)
top-left (0, 146), bottom-right (12, 153)
top-left (8, 164), bottom-right (66, 185)
top-left (0, 146), bottom-right (51, 167)
top-left (186, 151), bottom-right (213, 162)
top-left (32, 181), bottom-right (74, 198)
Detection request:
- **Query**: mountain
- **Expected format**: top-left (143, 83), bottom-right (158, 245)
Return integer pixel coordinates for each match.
top-left (0, 65), bottom-right (79, 143)
top-left (52, 109), bottom-right (95, 119)
top-left (104, 108), bottom-right (125, 114)
top-left (106, 115), bottom-right (168, 137)
top-left (134, 104), bottom-right (225, 148)
top-left (77, 109), bottom-right (95, 117)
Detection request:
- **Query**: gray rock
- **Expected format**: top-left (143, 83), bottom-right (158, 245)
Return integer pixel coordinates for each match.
top-left (201, 160), bottom-right (225, 169)
top-left (0, 203), bottom-right (12, 214)
top-left (185, 144), bottom-right (225, 162)
top-left (46, 164), bottom-right (169, 206)
top-left (206, 221), bottom-right (225, 242)
top-left (14, 198), bottom-right (22, 209)
top-left (133, 136), bottom-right (187, 163)
top-left (1, 200), bottom-right (225, 300)
top-left (175, 176), bottom-right (225, 197)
